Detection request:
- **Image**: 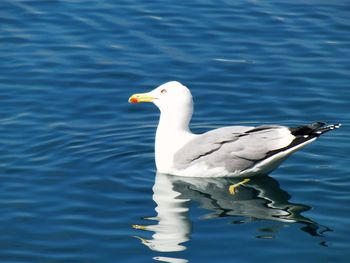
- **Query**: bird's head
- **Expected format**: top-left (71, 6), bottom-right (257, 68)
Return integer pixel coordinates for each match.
top-left (128, 81), bottom-right (193, 113)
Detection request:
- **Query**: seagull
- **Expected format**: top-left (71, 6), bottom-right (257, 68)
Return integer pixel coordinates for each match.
top-left (129, 81), bottom-right (341, 178)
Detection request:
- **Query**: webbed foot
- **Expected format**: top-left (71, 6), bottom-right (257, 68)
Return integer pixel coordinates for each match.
top-left (229, 178), bottom-right (250, 195)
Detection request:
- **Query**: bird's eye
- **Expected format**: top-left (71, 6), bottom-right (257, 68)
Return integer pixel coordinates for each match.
top-left (161, 89), bottom-right (167, 94)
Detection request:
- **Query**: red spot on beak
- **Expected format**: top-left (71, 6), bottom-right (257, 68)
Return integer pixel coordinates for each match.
top-left (130, 97), bottom-right (138, 103)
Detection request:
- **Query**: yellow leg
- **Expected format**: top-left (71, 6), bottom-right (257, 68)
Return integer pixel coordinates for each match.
top-left (131, 224), bottom-right (147, 230)
top-left (229, 178), bottom-right (250, 195)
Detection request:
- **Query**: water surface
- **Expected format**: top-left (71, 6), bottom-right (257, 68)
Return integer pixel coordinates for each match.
top-left (0, 0), bottom-right (349, 262)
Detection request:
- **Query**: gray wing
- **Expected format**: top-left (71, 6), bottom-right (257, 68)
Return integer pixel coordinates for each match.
top-left (173, 125), bottom-right (291, 172)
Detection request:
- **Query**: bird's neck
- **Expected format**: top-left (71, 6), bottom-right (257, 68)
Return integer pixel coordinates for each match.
top-left (155, 108), bottom-right (195, 173)
top-left (158, 108), bottom-right (192, 131)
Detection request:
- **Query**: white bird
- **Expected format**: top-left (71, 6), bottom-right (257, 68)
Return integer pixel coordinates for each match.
top-left (129, 81), bottom-right (341, 178)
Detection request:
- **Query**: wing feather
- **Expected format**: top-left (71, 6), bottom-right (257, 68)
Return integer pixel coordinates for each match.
top-left (174, 125), bottom-right (294, 172)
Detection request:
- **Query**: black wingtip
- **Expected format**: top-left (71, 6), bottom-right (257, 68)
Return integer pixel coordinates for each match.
top-left (290, 122), bottom-right (341, 137)
top-left (314, 123), bottom-right (342, 135)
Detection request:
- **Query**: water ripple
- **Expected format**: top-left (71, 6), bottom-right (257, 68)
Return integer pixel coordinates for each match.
top-left (0, 0), bottom-right (349, 262)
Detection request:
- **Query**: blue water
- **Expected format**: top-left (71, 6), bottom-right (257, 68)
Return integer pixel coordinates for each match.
top-left (1, 0), bottom-right (349, 262)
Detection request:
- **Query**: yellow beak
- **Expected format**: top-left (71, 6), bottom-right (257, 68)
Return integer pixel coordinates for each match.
top-left (128, 93), bottom-right (154, 103)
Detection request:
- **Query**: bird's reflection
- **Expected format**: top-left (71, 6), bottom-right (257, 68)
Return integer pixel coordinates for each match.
top-left (133, 172), bottom-right (191, 254)
top-left (133, 173), bottom-right (330, 261)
